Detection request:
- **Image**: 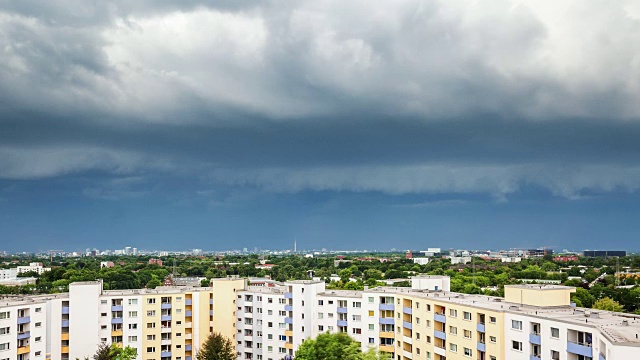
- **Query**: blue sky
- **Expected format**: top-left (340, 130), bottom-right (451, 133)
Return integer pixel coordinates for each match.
top-left (1, 1), bottom-right (640, 252)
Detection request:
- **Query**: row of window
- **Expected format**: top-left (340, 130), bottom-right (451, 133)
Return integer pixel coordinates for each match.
top-left (100, 297), bottom-right (182, 306)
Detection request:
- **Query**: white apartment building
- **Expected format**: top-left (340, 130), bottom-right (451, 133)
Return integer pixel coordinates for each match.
top-left (2, 276), bottom-right (640, 360)
top-left (0, 269), bottom-right (18, 280)
top-left (16, 263), bottom-right (51, 275)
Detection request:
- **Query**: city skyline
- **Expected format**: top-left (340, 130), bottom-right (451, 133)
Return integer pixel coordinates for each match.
top-left (2, 1), bottom-right (640, 251)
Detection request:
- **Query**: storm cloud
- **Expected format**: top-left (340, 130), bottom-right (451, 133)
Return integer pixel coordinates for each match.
top-left (1, 0), bottom-right (640, 250)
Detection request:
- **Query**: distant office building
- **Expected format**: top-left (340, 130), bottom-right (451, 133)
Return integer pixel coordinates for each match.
top-left (527, 249), bottom-right (553, 257)
top-left (132, 248), bottom-right (138, 256)
top-left (583, 250), bottom-right (627, 257)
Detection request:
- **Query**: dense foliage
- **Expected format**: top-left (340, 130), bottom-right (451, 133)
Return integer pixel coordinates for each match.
top-left (196, 332), bottom-right (235, 360)
top-left (295, 332), bottom-right (389, 360)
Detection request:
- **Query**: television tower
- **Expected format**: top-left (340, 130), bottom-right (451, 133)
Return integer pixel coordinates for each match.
top-left (294, 238), bottom-right (297, 253)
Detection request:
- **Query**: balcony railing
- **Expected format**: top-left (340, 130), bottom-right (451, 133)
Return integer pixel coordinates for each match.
top-left (379, 304), bottom-right (394, 311)
top-left (567, 341), bottom-right (593, 358)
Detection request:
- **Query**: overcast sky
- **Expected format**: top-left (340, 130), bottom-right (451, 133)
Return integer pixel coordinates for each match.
top-left (1, 0), bottom-right (640, 252)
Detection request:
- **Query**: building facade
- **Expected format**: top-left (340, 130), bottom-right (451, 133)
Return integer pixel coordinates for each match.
top-left (1, 276), bottom-right (639, 360)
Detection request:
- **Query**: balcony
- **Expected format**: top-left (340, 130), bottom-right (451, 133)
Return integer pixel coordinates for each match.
top-left (17, 331), bottom-right (30, 340)
top-left (285, 342), bottom-right (293, 350)
top-left (209, 299), bottom-right (213, 305)
top-left (185, 322), bottom-right (192, 328)
top-left (161, 352), bottom-right (172, 358)
top-left (476, 323), bottom-right (485, 333)
top-left (477, 341), bottom-right (486, 352)
top-left (186, 345), bottom-right (193, 351)
top-left (567, 341), bottom-right (593, 358)
top-left (186, 357), bottom-right (192, 360)
top-left (284, 292), bottom-right (293, 299)
top-left (402, 321), bottom-right (412, 330)
top-left (402, 336), bottom-right (412, 345)
top-left (434, 313), bottom-right (446, 323)
top-left (111, 318), bottom-right (123, 324)
top-left (112, 329), bottom-right (123, 337)
top-left (111, 305), bottom-right (123, 312)
top-left (285, 330), bottom-right (293, 337)
top-left (62, 306), bottom-right (70, 315)
top-left (61, 320), bottom-right (70, 327)
top-left (285, 317), bottom-right (293, 324)
top-left (209, 310), bottom-right (214, 316)
top-left (17, 316), bottom-right (30, 325)
top-left (530, 355), bottom-right (541, 360)
top-left (284, 305), bottom-right (293, 312)
top-left (434, 330), bottom-right (446, 341)
top-left (161, 327), bottom-right (172, 333)
top-left (61, 346), bottom-right (70, 354)
top-left (379, 331), bottom-right (394, 338)
top-left (379, 304), bottom-right (394, 311)
top-left (186, 299), bottom-right (192, 306)
top-left (599, 353), bottom-right (606, 360)
top-left (161, 339), bottom-right (172, 346)
top-left (17, 346), bottom-right (30, 355)
top-left (403, 350), bottom-right (412, 359)
top-left (379, 318), bottom-right (395, 325)
top-left (337, 319), bottom-right (348, 327)
top-left (61, 333), bottom-right (69, 341)
top-left (434, 346), bottom-right (446, 357)
top-left (161, 303), bottom-right (172, 310)
top-left (161, 315), bottom-right (172, 321)
top-left (379, 345), bottom-right (394, 353)
top-left (186, 311), bottom-right (193, 317)
top-left (402, 307), bottom-right (412, 315)
top-left (529, 333), bottom-right (541, 345)
top-left (337, 307), bottom-right (348, 314)
top-left (186, 333), bottom-right (193, 340)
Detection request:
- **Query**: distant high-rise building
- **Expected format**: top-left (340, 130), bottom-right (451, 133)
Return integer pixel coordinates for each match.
top-left (583, 250), bottom-right (627, 257)
top-left (124, 246), bottom-right (132, 255)
top-left (132, 247), bottom-right (138, 255)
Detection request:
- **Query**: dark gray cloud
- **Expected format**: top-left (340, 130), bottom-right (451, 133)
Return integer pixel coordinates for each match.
top-left (2, 0), bottom-right (640, 200)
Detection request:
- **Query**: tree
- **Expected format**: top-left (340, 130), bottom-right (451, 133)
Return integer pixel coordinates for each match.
top-left (146, 278), bottom-right (162, 289)
top-left (196, 332), bottom-right (235, 360)
top-left (592, 297), bottom-right (624, 312)
top-left (89, 343), bottom-right (137, 360)
top-left (295, 332), bottom-right (389, 360)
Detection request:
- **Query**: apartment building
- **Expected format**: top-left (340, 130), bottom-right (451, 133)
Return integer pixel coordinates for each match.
top-left (2, 276), bottom-right (640, 360)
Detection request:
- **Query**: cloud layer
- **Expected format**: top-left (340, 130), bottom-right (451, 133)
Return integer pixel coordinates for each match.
top-left (2, 0), bottom-right (640, 200)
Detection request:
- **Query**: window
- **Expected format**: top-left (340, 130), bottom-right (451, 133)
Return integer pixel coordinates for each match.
top-left (318, 325), bottom-right (324, 331)
top-left (0, 312), bottom-right (10, 320)
top-left (489, 316), bottom-right (496, 323)
top-left (147, 347), bottom-right (156, 353)
top-left (128, 336), bottom-right (138, 342)
top-left (147, 310), bottom-right (156, 317)
top-left (101, 313), bottom-right (107, 317)
top-left (0, 343), bottom-right (9, 350)
top-left (0, 328), bottom-right (8, 335)
top-left (416, 348), bottom-right (420, 355)
top-left (550, 350), bottom-right (560, 360)
top-left (426, 320), bottom-right (431, 327)
top-left (268, 310), bottom-right (273, 315)
top-left (267, 346), bottom-right (273, 352)
top-left (35, 307), bottom-right (42, 313)
top-left (147, 298), bottom-right (156, 304)
top-left (35, 351), bottom-right (42, 356)
top-left (279, 335), bottom-right (286, 341)
top-left (490, 336), bottom-right (496, 343)
top-left (279, 348), bottom-right (286, 354)
top-left (369, 324), bottom-right (374, 330)
top-left (129, 311), bottom-right (138, 318)
top-left (328, 313), bottom-right (334, 318)
top-left (35, 336), bottom-right (41, 342)
top-left (101, 325), bottom-right (107, 330)
top-left (267, 334), bottom-right (273, 340)
top-left (368, 297), bottom-right (374, 303)
top-left (551, 327), bottom-right (560, 338)
top-left (268, 322), bottom-right (273, 328)
top-left (318, 313), bottom-right (323, 319)
top-left (101, 300), bottom-right (108, 304)
top-left (147, 335), bottom-right (156, 341)
top-left (416, 317), bottom-right (420, 324)
top-left (128, 299), bottom-right (138, 305)
top-left (512, 341), bottom-right (522, 351)
top-left (147, 323), bottom-right (156, 329)
top-left (426, 336), bottom-right (431, 343)
top-left (463, 312), bottom-right (471, 321)
top-left (352, 328), bottom-right (362, 334)
top-left (318, 300), bottom-right (323, 305)
top-left (464, 348), bottom-right (472, 357)
top-left (449, 326), bottom-right (457, 335)
top-left (369, 338), bottom-right (375, 344)
top-left (449, 343), bottom-right (457, 352)
top-left (463, 330), bottom-right (471, 339)
top-left (129, 324), bottom-right (138, 330)
top-left (426, 304), bottom-right (431, 311)
top-left (368, 311), bottom-right (374, 317)
top-left (511, 320), bottom-right (522, 330)
top-left (35, 322), bottom-right (42, 327)
top-left (416, 302), bottom-right (419, 309)
top-left (449, 309), bottom-right (457, 317)
top-left (352, 302), bottom-right (361, 308)
top-left (268, 298), bottom-right (273, 304)
top-left (416, 333), bottom-right (420, 340)
top-left (352, 315), bottom-right (361, 321)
